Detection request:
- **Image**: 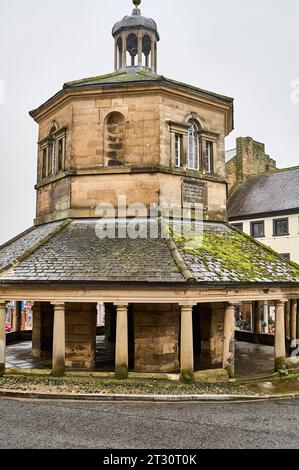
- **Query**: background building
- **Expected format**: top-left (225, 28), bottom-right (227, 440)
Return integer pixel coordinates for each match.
top-left (227, 137), bottom-right (299, 263)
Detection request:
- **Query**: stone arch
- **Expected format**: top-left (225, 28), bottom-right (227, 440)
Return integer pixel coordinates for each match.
top-left (104, 112), bottom-right (126, 166)
top-left (127, 33), bottom-right (138, 66)
top-left (48, 121), bottom-right (59, 136)
top-left (142, 34), bottom-right (152, 67)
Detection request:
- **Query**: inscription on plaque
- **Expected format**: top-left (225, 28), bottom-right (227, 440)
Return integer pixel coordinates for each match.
top-left (182, 180), bottom-right (206, 205)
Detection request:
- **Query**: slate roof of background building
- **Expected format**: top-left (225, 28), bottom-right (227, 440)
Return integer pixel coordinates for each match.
top-left (0, 220), bottom-right (298, 285)
top-left (228, 167), bottom-right (299, 219)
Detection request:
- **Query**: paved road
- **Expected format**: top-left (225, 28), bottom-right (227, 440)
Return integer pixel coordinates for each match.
top-left (0, 397), bottom-right (298, 449)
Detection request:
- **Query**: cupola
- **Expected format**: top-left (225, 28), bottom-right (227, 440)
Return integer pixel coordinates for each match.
top-left (112, 0), bottom-right (160, 72)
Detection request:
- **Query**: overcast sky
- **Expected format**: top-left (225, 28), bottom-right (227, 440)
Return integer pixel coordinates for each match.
top-left (0, 0), bottom-right (298, 244)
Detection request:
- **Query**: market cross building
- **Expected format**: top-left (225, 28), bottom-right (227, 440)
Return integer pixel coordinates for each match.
top-left (0, 1), bottom-right (299, 381)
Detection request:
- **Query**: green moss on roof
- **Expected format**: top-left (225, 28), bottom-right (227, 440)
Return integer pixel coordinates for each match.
top-left (63, 69), bottom-right (233, 102)
top-left (174, 226), bottom-right (299, 283)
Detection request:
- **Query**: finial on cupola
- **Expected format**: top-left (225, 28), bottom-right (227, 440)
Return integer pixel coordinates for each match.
top-left (132, 0), bottom-right (142, 15)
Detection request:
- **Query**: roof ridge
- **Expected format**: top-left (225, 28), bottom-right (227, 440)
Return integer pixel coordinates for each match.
top-left (166, 238), bottom-right (195, 282)
top-left (0, 226), bottom-right (36, 251)
top-left (0, 219), bottom-right (71, 276)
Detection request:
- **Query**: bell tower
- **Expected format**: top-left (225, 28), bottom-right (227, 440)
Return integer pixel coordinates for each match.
top-left (112, 0), bottom-right (160, 72)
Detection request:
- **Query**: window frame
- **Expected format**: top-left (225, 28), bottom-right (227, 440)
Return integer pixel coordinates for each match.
top-left (250, 220), bottom-right (265, 238)
top-left (279, 253), bottom-right (290, 261)
top-left (204, 140), bottom-right (214, 174)
top-left (187, 121), bottom-right (200, 170)
top-left (175, 134), bottom-right (182, 168)
top-left (232, 223), bottom-right (243, 232)
top-left (273, 218), bottom-right (289, 237)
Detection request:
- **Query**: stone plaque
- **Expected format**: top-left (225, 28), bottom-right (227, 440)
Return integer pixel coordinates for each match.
top-left (182, 180), bottom-right (206, 205)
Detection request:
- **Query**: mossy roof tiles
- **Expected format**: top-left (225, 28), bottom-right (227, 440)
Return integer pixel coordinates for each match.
top-left (0, 220), bottom-right (298, 285)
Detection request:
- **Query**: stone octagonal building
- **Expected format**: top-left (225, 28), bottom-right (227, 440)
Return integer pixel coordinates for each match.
top-left (0, 1), bottom-right (299, 380)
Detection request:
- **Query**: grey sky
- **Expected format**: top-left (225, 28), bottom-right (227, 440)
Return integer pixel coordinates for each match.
top-left (0, 0), bottom-right (298, 244)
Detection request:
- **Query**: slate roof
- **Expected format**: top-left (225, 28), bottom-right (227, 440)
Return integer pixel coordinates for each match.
top-left (228, 168), bottom-right (299, 219)
top-left (0, 219), bottom-right (298, 285)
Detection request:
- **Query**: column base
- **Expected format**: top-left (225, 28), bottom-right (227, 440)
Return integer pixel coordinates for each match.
top-left (0, 363), bottom-right (5, 377)
top-left (115, 364), bottom-right (128, 380)
top-left (52, 366), bottom-right (65, 378)
top-left (225, 365), bottom-right (235, 379)
top-left (180, 369), bottom-right (194, 384)
top-left (275, 357), bottom-right (286, 372)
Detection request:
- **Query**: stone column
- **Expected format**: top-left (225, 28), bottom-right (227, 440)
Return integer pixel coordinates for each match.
top-left (263, 301), bottom-right (269, 334)
top-left (154, 42), bottom-right (157, 73)
top-left (275, 300), bottom-right (287, 371)
top-left (223, 303), bottom-right (235, 378)
top-left (115, 304), bottom-right (129, 379)
top-left (180, 304), bottom-right (194, 383)
top-left (151, 34), bottom-right (155, 70)
top-left (137, 31), bottom-right (142, 66)
top-left (15, 301), bottom-right (22, 337)
top-left (291, 299), bottom-right (297, 348)
top-left (254, 301), bottom-right (262, 335)
top-left (114, 37), bottom-right (118, 71)
top-left (122, 32), bottom-right (127, 67)
top-left (52, 303), bottom-right (65, 377)
top-left (0, 302), bottom-right (6, 376)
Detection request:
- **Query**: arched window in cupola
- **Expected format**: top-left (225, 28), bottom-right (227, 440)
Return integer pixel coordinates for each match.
top-left (105, 112), bottom-right (126, 166)
top-left (127, 33), bottom-right (138, 66)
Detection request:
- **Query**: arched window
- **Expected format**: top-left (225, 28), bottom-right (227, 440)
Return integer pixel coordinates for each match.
top-left (105, 112), bottom-right (125, 166)
top-left (187, 121), bottom-right (199, 170)
top-left (142, 35), bottom-right (152, 68)
top-left (127, 33), bottom-right (138, 66)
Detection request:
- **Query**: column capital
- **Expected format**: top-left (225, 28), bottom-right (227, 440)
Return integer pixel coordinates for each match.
top-left (179, 302), bottom-right (196, 308)
top-left (226, 302), bottom-right (238, 308)
top-left (114, 303), bottom-right (128, 309)
top-left (276, 299), bottom-right (288, 306)
top-left (51, 302), bottom-right (65, 310)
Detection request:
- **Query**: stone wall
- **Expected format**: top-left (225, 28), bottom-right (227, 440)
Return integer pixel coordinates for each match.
top-left (198, 303), bottom-right (224, 370)
top-left (35, 89), bottom-right (229, 224)
top-left (226, 136), bottom-right (277, 193)
top-left (65, 303), bottom-right (97, 369)
top-left (32, 302), bottom-right (53, 359)
top-left (133, 304), bottom-right (180, 372)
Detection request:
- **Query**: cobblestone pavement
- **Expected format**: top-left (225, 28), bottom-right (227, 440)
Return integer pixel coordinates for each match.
top-left (0, 397), bottom-right (298, 449)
